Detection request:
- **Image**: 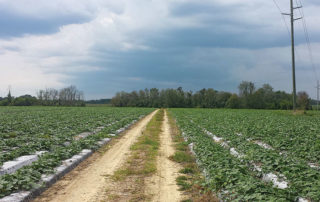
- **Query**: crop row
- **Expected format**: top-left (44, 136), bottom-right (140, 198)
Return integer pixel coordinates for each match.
top-left (0, 107), bottom-right (154, 198)
top-left (0, 107), bottom-right (150, 165)
top-left (169, 109), bottom-right (320, 201)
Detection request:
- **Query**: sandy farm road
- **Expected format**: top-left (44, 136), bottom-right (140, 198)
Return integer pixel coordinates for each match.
top-left (33, 109), bottom-right (184, 202)
top-left (147, 110), bottom-right (183, 202)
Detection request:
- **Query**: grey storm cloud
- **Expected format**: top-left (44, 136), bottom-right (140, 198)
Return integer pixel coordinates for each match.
top-left (0, 9), bottom-right (90, 37)
top-left (0, 0), bottom-right (319, 99)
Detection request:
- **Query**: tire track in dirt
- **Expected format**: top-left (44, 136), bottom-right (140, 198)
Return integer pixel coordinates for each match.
top-left (147, 110), bottom-right (184, 202)
top-left (33, 110), bottom-right (158, 202)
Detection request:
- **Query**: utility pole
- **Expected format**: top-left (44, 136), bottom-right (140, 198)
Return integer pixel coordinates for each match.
top-left (283, 0), bottom-right (302, 111)
top-left (316, 80), bottom-right (320, 111)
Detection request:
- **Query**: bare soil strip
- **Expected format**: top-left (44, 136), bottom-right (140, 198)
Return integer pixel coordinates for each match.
top-left (100, 109), bottom-right (185, 202)
top-left (147, 110), bottom-right (184, 202)
top-left (33, 110), bottom-right (158, 202)
top-left (104, 109), bottom-right (163, 201)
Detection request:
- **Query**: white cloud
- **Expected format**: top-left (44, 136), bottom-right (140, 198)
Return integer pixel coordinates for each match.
top-left (0, 51), bottom-right (67, 97)
top-left (0, 0), bottom-right (172, 96)
top-left (0, 0), bottom-right (320, 98)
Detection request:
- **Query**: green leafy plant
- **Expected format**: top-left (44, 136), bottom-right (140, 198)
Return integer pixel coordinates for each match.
top-left (0, 107), bottom-right (154, 198)
top-left (170, 108), bottom-right (320, 201)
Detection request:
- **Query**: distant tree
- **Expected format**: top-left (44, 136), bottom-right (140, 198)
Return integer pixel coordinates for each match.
top-left (238, 81), bottom-right (255, 97)
top-left (198, 88), bottom-right (207, 108)
top-left (150, 88), bottom-right (160, 107)
top-left (37, 85), bottom-right (84, 106)
top-left (279, 100), bottom-right (292, 110)
top-left (238, 81), bottom-right (255, 108)
top-left (204, 88), bottom-right (217, 108)
top-left (7, 90), bottom-right (13, 105)
top-left (110, 82), bottom-right (304, 110)
top-left (260, 84), bottom-right (275, 109)
top-left (249, 89), bottom-right (265, 109)
top-left (159, 89), bottom-right (166, 107)
top-left (226, 94), bottom-right (241, 109)
top-left (192, 91), bottom-right (201, 108)
top-left (0, 99), bottom-right (10, 106)
top-left (165, 89), bottom-right (180, 107)
top-left (297, 91), bottom-right (310, 110)
top-left (185, 91), bottom-right (193, 108)
top-left (216, 92), bottom-right (232, 108)
top-left (13, 95), bottom-right (38, 106)
top-left (144, 88), bottom-right (150, 106)
top-left (261, 84), bottom-right (273, 94)
top-left (111, 92), bottom-right (122, 107)
top-left (137, 90), bottom-right (146, 107)
top-left (128, 91), bottom-right (139, 107)
top-left (86, 99), bottom-right (111, 104)
top-left (0, 90), bottom-right (14, 106)
top-left (176, 87), bottom-right (185, 107)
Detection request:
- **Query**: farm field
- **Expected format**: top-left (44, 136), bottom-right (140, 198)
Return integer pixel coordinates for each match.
top-left (1, 107), bottom-right (320, 202)
top-left (169, 108), bottom-right (320, 201)
top-left (0, 107), bottom-right (154, 198)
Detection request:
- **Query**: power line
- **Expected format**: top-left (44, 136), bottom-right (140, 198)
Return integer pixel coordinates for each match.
top-left (316, 80), bottom-right (319, 110)
top-left (295, 0), bottom-right (319, 81)
top-left (271, 0), bottom-right (302, 72)
top-left (280, 0), bottom-right (302, 110)
top-left (272, 0), bottom-right (291, 35)
top-left (273, 0), bottom-right (319, 105)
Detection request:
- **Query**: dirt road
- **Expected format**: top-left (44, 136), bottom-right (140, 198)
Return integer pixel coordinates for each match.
top-left (147, 110), bottom-right (183, 202)
top-left (34, 110), bottom-right (158, 202)
top-left (34, 109), bottom-right (185, 202)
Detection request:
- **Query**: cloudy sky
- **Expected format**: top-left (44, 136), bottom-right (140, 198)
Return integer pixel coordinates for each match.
top-left (0, 0), bottom-right (320, 100)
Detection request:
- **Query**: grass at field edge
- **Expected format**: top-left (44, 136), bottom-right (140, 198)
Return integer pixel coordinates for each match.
top-left (166, 109), bottom-right (219, 202)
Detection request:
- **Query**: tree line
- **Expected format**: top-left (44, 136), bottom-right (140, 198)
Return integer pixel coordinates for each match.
top-left (0, 85), bottom-right (85, 106)
top-left (111, 81), bottom-right (311, 110)
top-left (85, 99), bottom-right (111, 104)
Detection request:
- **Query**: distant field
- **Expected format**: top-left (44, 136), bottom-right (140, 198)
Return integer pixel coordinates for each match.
top-left (0, 106), bottom-right (154, 198)
top-left (169, 108), bottom-right (320, 201)
top-left (2, 107), bottom-right (320, 201)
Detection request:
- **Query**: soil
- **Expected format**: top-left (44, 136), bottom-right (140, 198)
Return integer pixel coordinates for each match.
top-left (146, 110), bottom-right (184, 202)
